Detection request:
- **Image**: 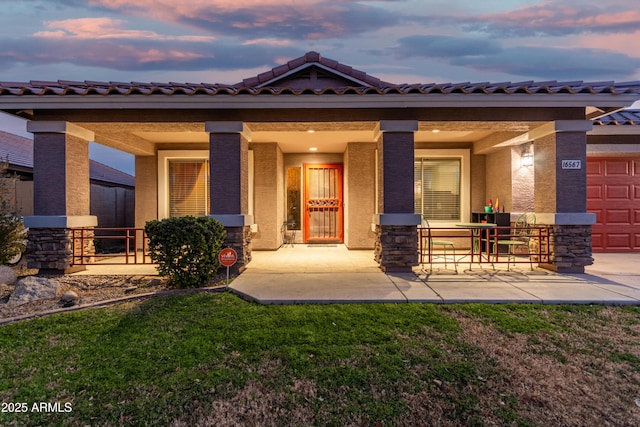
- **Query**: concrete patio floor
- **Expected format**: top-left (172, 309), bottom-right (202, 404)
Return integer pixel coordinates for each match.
top-left (229, 245), bottom-right (640, 305)
top-left (73, 245), bottom-right (640, 305)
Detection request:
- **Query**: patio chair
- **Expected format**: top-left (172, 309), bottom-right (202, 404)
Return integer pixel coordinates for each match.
top-left (493, 212), bottom-right (536, 271)
top-left (421, 216), bottom-right (457, 272)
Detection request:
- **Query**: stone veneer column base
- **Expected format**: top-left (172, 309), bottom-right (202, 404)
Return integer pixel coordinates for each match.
top-left (27, 227), bottom-right (95, 273)
top-left (223, 226), bottom-right (252, 274)
top-left (540, 224), bottom-right (594, 273)
top-left (374, 225), bottom-right (418, 273)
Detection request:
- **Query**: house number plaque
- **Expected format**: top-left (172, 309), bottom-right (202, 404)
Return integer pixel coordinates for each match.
top-left (561, 160), bottom-right (582, 169)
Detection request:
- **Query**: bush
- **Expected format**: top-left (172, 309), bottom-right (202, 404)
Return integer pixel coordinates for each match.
top-left (144, 216), bottom-right (227, 288)
top-left (0, 213), bottom-right (26, 265)
top-left (0, 157), bottom-right (27, 265)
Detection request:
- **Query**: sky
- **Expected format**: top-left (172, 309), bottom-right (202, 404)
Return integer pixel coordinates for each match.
top-left (1, 0), bottom-right (640, 175)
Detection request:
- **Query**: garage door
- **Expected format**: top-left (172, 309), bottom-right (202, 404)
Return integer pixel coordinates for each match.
top-left (587, 158), bottom-right (640, 252)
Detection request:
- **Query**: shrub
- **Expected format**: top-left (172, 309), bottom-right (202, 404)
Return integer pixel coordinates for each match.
top-left (144, 216), bottom-right (227, 288)
top-left (0, 157), bottom-right (27, 265)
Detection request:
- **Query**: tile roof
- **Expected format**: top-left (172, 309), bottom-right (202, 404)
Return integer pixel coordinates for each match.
top-left (0, 131), bottom-right (135, 187)
top-left (0, 131), bottom-right (31, 169)
top-left (1, 51), bottom-right (639, 97)
top-left (593, 109), bottom-right (640, 125)
top-left (237, 51), bottom-right (391, 88)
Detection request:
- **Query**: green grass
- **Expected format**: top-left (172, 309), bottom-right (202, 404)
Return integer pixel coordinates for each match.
top-left (1, 294), bottom-right (638, 426)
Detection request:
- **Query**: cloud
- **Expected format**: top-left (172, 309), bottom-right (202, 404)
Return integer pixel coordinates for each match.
top-left (463, 2), bottom-right (640, 37)
top-left (34, 17), bottom-right (214, 42)
top-left (452, 46), bottom-right (640, 80)
top-left (392, 33), bottom-right (640, 80)
top-left (0, 36), bottom-right (299, 73)
top-left (395, 35), bottom-right (502, 59)
top-left (85, 0), bottom-right (405, 40)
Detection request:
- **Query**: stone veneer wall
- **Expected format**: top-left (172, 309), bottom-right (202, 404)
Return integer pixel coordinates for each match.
top-left (374, 225), bottom-right (418, 272)
top-left (224, 226), bottom-right (252, 274)
top-left (544, 224), bottom-right (594, 273)
top-left (27, 227), bottom-right (95, 272)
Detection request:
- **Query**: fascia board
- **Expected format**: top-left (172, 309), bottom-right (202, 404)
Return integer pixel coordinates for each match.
top-left (1, 93), bottom-right (639, 110)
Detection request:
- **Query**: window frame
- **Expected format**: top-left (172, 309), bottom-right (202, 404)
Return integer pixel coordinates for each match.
top-left (158, 150), bottom-right (209, 219)
top-left (414, 149), bottom-right (471, 225)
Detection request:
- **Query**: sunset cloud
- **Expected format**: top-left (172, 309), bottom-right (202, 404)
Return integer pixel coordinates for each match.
top-left (394, 35), bottom-right (501, 59)
top-left (453, 46), bottom-right (640, 80)
top-left (0, 35), bottom-right (298, 73)
top-left (1, 0), bottom-right (639, 84)
top-left (85, 0), bottom-right (404, 39)
top-left (34, 18), bottom-right (214, 42)
top-left (464, 1), bottom-right (640, 37)
top-left (393, 33), bottom-right (640, 80)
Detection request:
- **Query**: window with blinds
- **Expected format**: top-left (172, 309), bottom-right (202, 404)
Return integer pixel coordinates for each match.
top-left (168, 159), bottom-right (210, 217)
top-left (414, 158), bottom-right (461, 221)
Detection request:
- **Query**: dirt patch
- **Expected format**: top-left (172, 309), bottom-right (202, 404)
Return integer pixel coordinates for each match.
top-left (450, 309), bottom-right (640, 427)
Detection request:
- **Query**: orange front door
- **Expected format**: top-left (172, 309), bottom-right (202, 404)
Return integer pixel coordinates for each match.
top-left (304, 163), bottom-right (343, 242)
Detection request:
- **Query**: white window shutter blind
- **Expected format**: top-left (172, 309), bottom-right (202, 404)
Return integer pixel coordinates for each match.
top-left (414, 158), bottom-right (461, 221)
top-left (168, 160), bottom-right (210, 217)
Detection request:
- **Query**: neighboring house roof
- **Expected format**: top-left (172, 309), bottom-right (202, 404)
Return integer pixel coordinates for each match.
top-left (1, 51), bottom-right (639, 97)
top-left (0, 131), bottom-right (135, 187)
top-left (593, 109), bottom-right (640, 126)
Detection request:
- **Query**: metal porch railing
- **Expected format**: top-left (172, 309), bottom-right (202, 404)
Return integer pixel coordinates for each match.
top-left (419, 225), bottom-right (551, 270)
top-left (71, 227), bottom-right (151, 265)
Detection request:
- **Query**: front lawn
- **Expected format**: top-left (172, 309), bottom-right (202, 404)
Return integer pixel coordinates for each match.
top-left (1, 293), bottom-right (639, 426)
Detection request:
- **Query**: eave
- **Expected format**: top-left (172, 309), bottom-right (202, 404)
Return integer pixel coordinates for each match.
top-left (1, 93), bottom-right (638, 111)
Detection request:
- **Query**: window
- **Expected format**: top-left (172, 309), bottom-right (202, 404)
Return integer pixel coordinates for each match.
top-left (158, 151), bottom-right (210, 219)
top-left (414, 158), bottom-right (461, 221)
top-left (286, 167), bottom-right (301, 230)
top-left (168, 159), bottom-right (209, 217)
top-left (414, 149), bottom-right (470, 223)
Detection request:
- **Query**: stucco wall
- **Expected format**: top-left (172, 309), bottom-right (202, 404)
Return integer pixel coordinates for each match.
top-left (135, 155), bottom-right (157, 228)
top-left (485, 148), bottom-right (512, 213)
top-left (344, 143), bottom-right (376, 249)
top-left (470, 154), bottom-right (486, 213)
top-left (252, 143), bottom-right (284, 249)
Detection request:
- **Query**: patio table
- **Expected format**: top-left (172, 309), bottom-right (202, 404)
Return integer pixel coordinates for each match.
top-left (455, 223), bottom-right (497, 265)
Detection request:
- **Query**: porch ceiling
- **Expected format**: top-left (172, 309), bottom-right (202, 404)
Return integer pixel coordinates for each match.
top-left (78, 120), bottom-right (542, 155)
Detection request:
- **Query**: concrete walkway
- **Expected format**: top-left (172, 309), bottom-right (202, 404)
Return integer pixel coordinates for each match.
top-left (229, 245), bottom-right (640, 305)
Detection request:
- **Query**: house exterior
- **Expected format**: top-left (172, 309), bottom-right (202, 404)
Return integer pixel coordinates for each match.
top-left (0, 51), bottom-right (639, 273)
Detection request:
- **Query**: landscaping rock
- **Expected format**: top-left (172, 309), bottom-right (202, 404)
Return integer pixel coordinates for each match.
top-left (147, 278), bottom-right (162, 287)
top-left (60, 290), bottom-right (80, 307)
top-left (0, 265), bottom-right (17, 285)
top-left (8, 276), bottom-right (59, 306)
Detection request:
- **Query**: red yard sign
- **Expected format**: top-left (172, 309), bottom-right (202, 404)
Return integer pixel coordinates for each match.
top-left (219, 248), bottom-right (237, 267)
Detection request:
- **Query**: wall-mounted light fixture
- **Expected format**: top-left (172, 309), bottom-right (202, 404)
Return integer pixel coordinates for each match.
top-left (520, 142), bottom-right (534, 167)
